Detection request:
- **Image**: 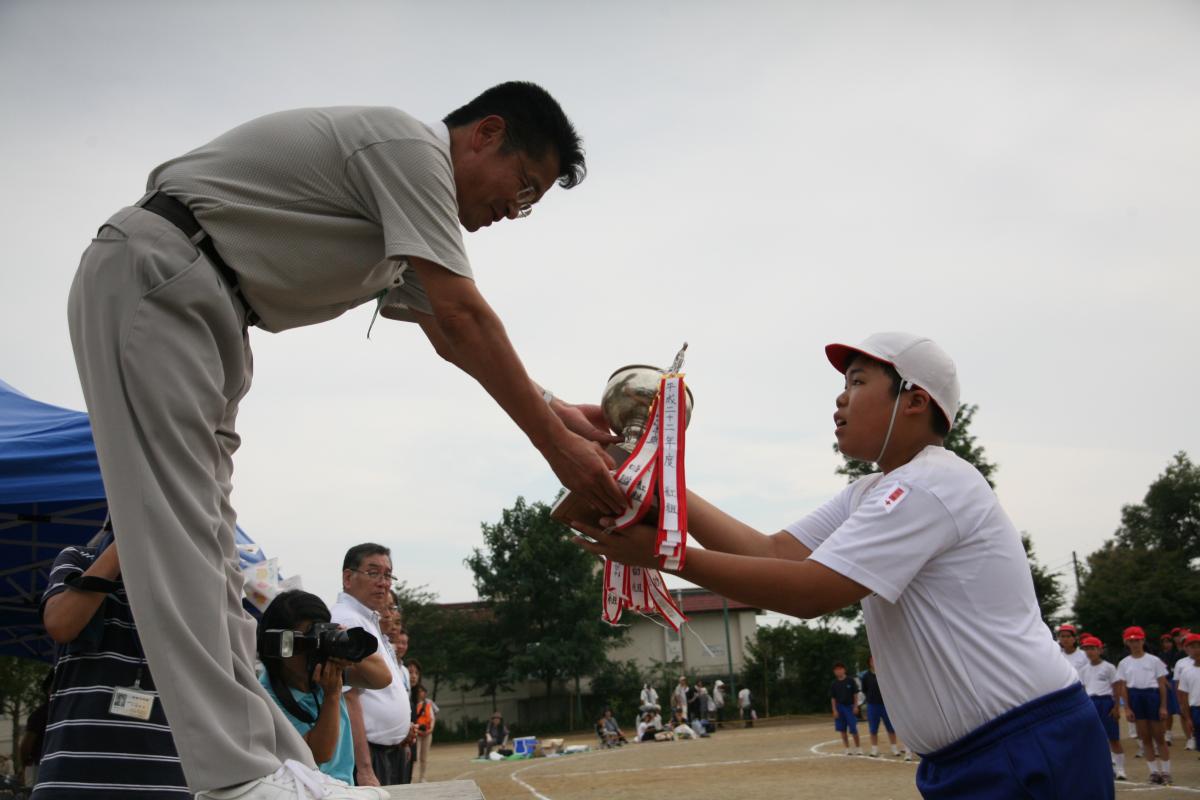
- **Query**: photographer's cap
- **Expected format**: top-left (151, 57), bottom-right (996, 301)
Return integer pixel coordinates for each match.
top-left (826, 332), bottom-right (961, 431)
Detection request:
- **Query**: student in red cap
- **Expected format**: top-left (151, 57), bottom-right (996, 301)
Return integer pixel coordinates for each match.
top-left (1159, 631), bottom-right (1185, 745)
top-left (1079, 636), bottom-right (1128, 780)
top-left (572, 332), bottom-right (1112, 800)
top-left (1176, 633), bottom-right (1200, 753)
top-left (1117, 626), bottom-right (1172, 785)
top-left (1172, 628), bottom-right (1197, 750)
top-left (1057, 624), bottom-right (1088, 673)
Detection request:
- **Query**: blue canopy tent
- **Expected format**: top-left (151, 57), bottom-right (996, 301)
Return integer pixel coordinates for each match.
top-left (0, 379), bottom-right (265, 660)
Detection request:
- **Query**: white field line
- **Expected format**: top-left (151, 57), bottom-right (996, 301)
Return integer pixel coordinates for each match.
top-left (509, 738), bottom-right (878, 800)
top-left (808, 738), bottom-right (920, 770)
top-left (808, 738), bottom-right (1200, 795)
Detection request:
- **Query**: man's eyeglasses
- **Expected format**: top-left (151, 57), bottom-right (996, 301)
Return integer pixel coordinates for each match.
top-left (348, 568), bottom-right (394, 583)
top-left (514, 153), bottom-right (537, 219)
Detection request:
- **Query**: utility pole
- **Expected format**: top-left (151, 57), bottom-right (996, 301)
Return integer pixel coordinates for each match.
top-left (1072, 551), bottom-right (1082, 597)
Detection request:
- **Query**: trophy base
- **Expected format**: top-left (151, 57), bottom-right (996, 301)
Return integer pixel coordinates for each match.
top-left (550, 443), bottom-right (647, 529)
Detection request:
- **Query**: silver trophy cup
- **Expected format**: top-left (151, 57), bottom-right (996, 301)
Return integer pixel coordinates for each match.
top-left (550, 363), bottom-right (694, 526)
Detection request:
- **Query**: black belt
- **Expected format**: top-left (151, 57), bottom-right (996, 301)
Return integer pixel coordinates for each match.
top-left (138, 191), bottom-right (260, 327)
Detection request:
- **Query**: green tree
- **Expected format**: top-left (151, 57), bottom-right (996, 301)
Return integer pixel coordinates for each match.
top-left (1110, 452), bottom-right (1200, 556)
top-left (464, 496), bottom-right (626, 722)
top-left (1022, 533), bottom-right (1067, 628)
top-left (1075, 452), bottom-right (1200, 643)
top-left (585, 659), bottom-right (645, 726)
top-left (0, 656), bottom-right (51, 769)
top-left (741, 623), bottom-right (862, 716)
top-left (393, 581), bottom-right (479, 701)
top-left (834, 403), bottom-right (997, 488)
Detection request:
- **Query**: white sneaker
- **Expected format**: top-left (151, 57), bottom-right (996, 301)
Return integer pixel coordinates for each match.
top-left (904, 752), bottom-right (913, 762)
top-left (197, 760), bottom-right (387, 800)
top-left (316, 772), bottom-right (390, 800)
top-left (1166, 731), bottom-right (1174, 744)
top-left (1187, 737), bottom-right (1196, 750)
top-left (1115, 770), bottom-right (1127, 780)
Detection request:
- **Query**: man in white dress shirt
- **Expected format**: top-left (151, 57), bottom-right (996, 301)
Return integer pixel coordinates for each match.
top-left (330, 544), bottom-right (409, 787)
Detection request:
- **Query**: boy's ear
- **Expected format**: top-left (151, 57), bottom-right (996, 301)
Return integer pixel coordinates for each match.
top-left (903, 388), bottom-right (933, 417)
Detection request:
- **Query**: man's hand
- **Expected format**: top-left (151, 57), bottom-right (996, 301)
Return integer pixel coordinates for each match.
top-left (1159, 705), bottom-right (1168, 721)
top-left (570, 519), bottom-right (661, 570)
top-left (1109, 704), bottom-right (1121, 720)
top-left (356, 767), bottom-right (381, 787)
top-left (551, 401), bottom-right (622, 445)
top-left (1125, 709), bottom-right (1135, 722)
top-left (543, 432), bottom-right (627, 515)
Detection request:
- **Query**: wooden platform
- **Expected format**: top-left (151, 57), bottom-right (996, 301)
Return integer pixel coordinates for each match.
top-left (383, 779), bottom-right (483, 800)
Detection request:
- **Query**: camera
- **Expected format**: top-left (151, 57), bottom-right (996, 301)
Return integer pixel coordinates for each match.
top-left (260, 623), bottom-right (377, 664)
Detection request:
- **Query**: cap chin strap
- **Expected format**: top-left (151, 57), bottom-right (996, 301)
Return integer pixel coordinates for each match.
top-left (874, 380), bottom-right (914, 466)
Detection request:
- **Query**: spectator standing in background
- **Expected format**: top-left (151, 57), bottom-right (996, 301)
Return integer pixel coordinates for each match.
top-left (330, 544), bottom-right (411, 786)
top-left (639, 683), bottom-right (659, 713)
top-left (830, 662), bottom-right (862, 756)
top-left (862, 655), bottom-right (907, 759)
top-left (411, 686), bottom-right (435, 783)
top-left (34, 536), bottom-right (188, 798)
top-left (672, 677), bottom-right (689, 719)
top-left (738, 686), bottom-right (754, 727)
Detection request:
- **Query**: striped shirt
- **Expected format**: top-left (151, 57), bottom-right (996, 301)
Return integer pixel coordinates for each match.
top-left (32, 546), bottom-right (187, 799)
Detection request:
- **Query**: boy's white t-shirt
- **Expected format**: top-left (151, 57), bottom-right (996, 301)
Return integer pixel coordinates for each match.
top-left (1173, 657), bottom-right (1196, 683)
top-left (1116, 653), bottom-right (1168, 690)
top-left (785, 445), bottom-right (1078, 755)
top-left (1177, 663), bottom-right (1200, 707)
top-left (1078, 661), bottom-right (1118, 697)
top-left (1063, 648), bottom-right (1089, 673)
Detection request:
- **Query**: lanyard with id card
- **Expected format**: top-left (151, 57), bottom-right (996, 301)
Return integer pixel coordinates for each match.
top-left (109, 629), bottom-right (156, 721)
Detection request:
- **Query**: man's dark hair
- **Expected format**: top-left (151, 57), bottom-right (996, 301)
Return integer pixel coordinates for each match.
top-left (833, 662), bottom-right (846, 670)
top-left (343, 542), bottom-right (390, 571)
top-left (846, 353), bottom-right (951, 437)
top-left (444, 81), bottom-right (586, 189)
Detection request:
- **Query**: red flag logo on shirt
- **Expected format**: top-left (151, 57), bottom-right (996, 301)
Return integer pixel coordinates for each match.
top-left (881, 483), bottom-right (908, 513)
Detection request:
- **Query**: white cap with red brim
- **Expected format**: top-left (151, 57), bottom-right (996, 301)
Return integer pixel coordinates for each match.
top-left (825, 332), bottom-right (961, 431)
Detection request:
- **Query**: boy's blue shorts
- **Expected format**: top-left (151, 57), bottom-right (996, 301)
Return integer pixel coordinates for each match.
top-left (867, 702), bottom-right (895, 735)
top-left (1090, 695), bottom-right (1119, 742)
top-left (1127, 687), bottom-right (1162, 721)
top-left (915, 684), bottom-right (1113, 800)
top-left (1191, 706), bottom-right (1200, 740)
top-left (833, 703), bottom-right (858, 734)
top-left (1166, 678), bottom-right (1181, 714)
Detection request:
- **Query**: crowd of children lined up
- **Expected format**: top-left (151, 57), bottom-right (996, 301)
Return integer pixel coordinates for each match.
top-left (1055, 623), bottom-right (1199, 787)
top-left (825, 624), bottom-right (1200, 787)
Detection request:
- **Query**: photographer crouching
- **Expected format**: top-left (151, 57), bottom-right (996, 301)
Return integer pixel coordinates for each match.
top-left (257, 591), bottom-right (391, 786)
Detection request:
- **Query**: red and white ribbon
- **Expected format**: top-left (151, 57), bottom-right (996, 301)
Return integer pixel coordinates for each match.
top-left (600, 373), bottom-right (690, 631)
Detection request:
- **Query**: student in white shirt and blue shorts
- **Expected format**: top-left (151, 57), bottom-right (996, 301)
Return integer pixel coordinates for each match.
top-left (1078, 635), bottom-right (1128, 780)
top-left (573, 332), bottom-right (1113, 799)
top-left (1175, 634), bottom-right (1200, 752)
top-left (1117, 626), bottom-right (1172, 785)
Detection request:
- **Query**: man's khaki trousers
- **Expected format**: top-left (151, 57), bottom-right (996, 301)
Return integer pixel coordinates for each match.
top-left (67, 206), bottom-right (315, 792)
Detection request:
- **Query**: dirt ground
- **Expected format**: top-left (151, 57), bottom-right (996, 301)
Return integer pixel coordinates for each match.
top-left (421, 716), bottom-right (1200, 799)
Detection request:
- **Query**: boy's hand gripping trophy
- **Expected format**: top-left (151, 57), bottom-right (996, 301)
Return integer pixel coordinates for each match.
top-left (551, 344), bottom-right (695, 629)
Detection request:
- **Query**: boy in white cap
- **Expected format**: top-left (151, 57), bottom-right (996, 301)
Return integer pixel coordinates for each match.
top-left (572, 332), bottom-right (1112, 799)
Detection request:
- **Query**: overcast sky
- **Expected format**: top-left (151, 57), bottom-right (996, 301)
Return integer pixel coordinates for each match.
top-left (2, 0), bottom-right (1197, 614)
